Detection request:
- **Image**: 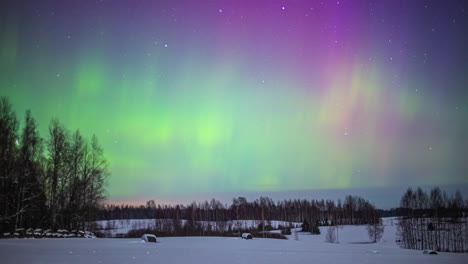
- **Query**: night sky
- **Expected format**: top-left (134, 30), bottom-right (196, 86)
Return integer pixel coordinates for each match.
top-left (1, 0), bottom-right (467, 205)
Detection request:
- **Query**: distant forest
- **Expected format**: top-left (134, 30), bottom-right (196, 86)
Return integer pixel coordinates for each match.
top-left (96, 188), bottom-right (467, 227)
top-left (97, 195), bottom-right (381, 226)
top-left (95, 195), bottom-right (382, 240)
top-left (0, 97), bottom-right (109, 233)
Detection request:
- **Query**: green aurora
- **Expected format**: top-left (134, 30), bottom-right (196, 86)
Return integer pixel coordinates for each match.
top-left (1, 1), bottom-right (467, 203)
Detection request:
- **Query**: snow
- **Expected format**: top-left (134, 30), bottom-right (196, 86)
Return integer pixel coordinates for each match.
top-left (1, 218), bottom-right (466, 264)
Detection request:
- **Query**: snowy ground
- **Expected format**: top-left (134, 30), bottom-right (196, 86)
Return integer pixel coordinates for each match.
top-left (1, 219), bottom-right (467, 264)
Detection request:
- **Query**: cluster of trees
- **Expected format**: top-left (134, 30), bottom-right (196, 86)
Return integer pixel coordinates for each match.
top-left (398, 187), bottom-right (467, 252)
top-left (0, 97), bottom-right (108, 234)
top-left (97, 195), bottom-right (380, 236)
top-left (300, 218), bottom-right (320, 234)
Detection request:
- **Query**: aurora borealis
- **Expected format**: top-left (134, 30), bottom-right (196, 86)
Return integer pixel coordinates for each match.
top-left (1, 0), bottom-right (467, 204)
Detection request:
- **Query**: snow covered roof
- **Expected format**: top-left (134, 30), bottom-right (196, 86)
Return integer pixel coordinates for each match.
top-left (242, 233), bottom-right (253, 239)
top-left (141, 234), bottom-right (157, 243)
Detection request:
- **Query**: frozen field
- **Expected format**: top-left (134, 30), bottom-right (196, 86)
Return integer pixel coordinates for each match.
top-left (1, 220), bottom-right (467, 264)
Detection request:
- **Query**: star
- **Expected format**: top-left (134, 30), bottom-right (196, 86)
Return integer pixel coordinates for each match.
top-left (282, 6), bottom-right (285, 10)
top-left (164, 44), bottom-right (168, 48)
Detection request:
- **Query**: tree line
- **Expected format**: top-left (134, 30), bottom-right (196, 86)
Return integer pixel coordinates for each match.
top-left (398, 187), bottom-right (467, 252)
top-left (97, 195), bottom-right (380, 233)
top-left (0, 97), bottom-right (108, 234)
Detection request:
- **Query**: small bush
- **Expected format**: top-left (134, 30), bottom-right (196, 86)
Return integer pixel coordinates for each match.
top-left (325, 226), bottom-right (337, 243)
top-left (311, 224), bottom-right (320, 235)
top-left (281, 228), bottom-right (292, 235)
top-left (301, 219), bottom-right (310, 232)
top-left (257, 223), bottom-right (274, 231)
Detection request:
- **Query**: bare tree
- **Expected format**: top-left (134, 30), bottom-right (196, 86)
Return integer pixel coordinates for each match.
top-left (46, 118), bottom-right (69, 230)
top-left (0, 97), bottom-right (19, 232)
top-left (325, 226), bottom-right (337, 243)
top-left (15, 110), bottom-right (45, 229)
top-left (367, 217), bottom-right (384, 243)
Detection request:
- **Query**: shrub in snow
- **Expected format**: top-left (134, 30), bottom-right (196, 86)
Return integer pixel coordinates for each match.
top-left (301, 219), bottom-right (310, 232)
top-left (367, 218), bottom-right (384, 243)
top-left (311, 222), bottom-right (320, 235)
top-left (242, 233), bottom-right (253, 239)
top-left (325, 226), bottom-right (337, 243)
top-left (281, 228), bottom-right (292, 235)
top-left (141, 234), bottom-right (157, 243)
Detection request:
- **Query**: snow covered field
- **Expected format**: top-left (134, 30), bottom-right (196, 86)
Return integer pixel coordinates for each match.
top-left (1, 219), bottom-right (467, 264)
